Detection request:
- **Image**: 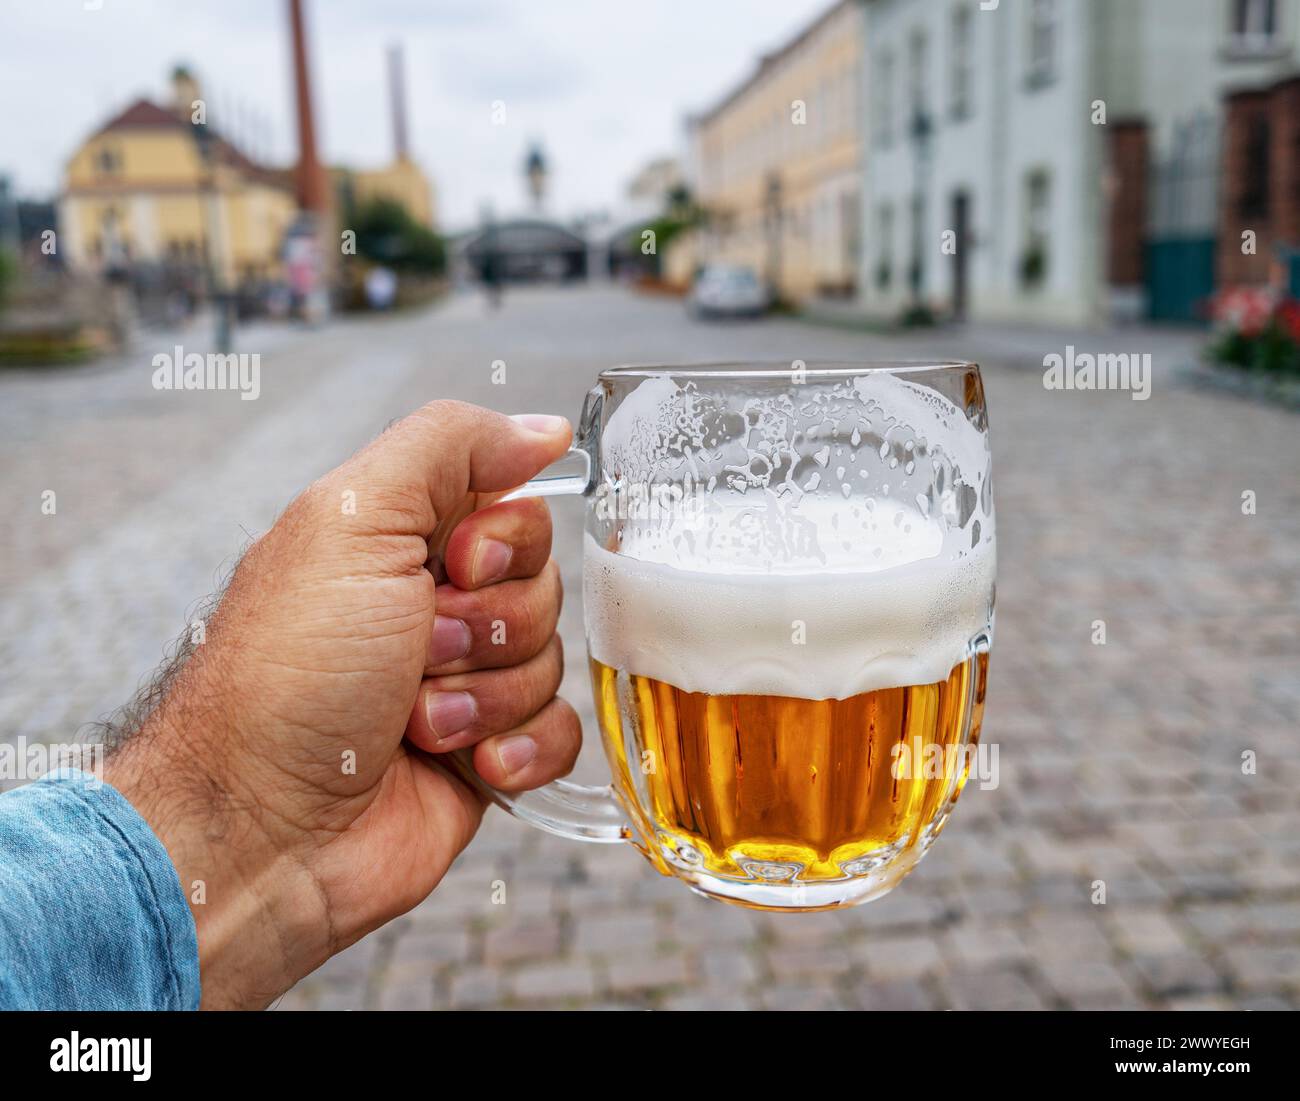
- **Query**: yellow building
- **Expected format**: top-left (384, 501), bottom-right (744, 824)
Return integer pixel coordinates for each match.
top-left (60, 70), bottom-right (297, 286)
top-left (685, 0), bottom-right (865, 303)
top-left (348, 155), bottom-right (437, 228)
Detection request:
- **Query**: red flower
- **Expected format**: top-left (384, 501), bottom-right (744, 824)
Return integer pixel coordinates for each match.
top-left (1210, 286), bottom-right (1278, 337)
top-left (1275, 299), bottom-right (1300, 343)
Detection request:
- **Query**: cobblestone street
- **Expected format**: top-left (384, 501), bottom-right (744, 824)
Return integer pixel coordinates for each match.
top-left (3, 285), bottom-right (1297, 1010)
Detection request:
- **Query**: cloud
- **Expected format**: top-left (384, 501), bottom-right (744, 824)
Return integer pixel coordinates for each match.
top-left (434, 43), bottom-right (586, 105)
top-left (0, 0), bottom-right (831, 228)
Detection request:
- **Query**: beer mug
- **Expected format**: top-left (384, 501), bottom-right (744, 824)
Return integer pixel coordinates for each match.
top-left (447, 362), bottom-right (995, 911)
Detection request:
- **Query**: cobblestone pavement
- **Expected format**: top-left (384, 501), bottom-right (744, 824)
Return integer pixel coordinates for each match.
top-left (2, 286), bottom-right (1297, 1010)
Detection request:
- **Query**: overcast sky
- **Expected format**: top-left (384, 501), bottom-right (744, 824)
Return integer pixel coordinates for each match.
top-left (0, 0), bottom-right (830, 230)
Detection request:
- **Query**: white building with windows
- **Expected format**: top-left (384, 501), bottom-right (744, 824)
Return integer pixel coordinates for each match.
top-left (858, 0), bottom-right (1300, 326)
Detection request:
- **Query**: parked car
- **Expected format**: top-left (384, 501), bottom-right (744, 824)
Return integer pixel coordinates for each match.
top-left (688, 265), bottom-right (770, 318)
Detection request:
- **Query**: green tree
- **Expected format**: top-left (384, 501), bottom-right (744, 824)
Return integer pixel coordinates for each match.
top-left (352, 199), bottom-right (445, 275)
top-left (630, 185), bottom-right (704, 272)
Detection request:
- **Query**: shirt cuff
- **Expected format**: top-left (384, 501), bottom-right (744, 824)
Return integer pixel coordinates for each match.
top-left (0, 768), bottom-right (201, 1010)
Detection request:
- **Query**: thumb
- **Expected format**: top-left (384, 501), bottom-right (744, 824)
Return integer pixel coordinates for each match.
top-left (338, 400), bottom-right (572, 536)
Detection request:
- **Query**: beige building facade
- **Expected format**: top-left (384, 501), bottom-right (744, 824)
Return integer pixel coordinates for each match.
top-left (348, 155), bottom-right (437, 228)
top-left (60, 71), bottom-right (296, 286)
top-left (685, 0), bottom-right (865, 303)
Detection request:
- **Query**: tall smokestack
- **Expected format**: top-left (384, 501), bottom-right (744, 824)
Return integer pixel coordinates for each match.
top-left (388, 43), bottom-right (409, 161)
top-left (288, 0), bottom-right (327, 212)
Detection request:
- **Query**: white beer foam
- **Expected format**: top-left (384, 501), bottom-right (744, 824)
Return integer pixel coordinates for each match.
top-left (583, 507), bottom-right (995, 700)
top-left (850, 370), bottom-right (988, 484)
top-left (584, 369), bottom-right (994, 699)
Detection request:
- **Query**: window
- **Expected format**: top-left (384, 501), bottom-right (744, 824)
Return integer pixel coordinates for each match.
top-left (1021, 169), bottom-right (1051, 288)
top-left (909, 193), bottom-right (925, 295)
top-left (842, 189), bottom-right (860, 272)
top-left (1232, 0), bottom-right (1278, 36)
top-left (877, 51), bottom-right (896, 147)
top-left (1228, 0), bottom-right (1282, 54)
top-left (876, 203), bottom-right (894, 290)
top-left (909, 30), bottom-right (930, 124)
top-left (842, 65), bottom-right (852, 131)
top-left (96, 147), bottom-right (122, 175)
top-left (951, 6), bottom-right (974, 120)
top-left (847, 60), bottom-right (861, 133)
top-left (1026, 0), bottom-right (1059, 88)
top-left (1027, 171), bottom-right (1050, 237)
top-left (1239, 115), bottom-right (1271, 218)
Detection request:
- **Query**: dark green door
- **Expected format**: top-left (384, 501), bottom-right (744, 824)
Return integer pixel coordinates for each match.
top-left (1145, 237), bottom-right (1216, 324)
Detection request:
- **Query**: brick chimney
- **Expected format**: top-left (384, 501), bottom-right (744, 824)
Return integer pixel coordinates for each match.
top-left (388, 43), bottom-right (409, 162)
top-left (288, 0), bottom-right (327, 213)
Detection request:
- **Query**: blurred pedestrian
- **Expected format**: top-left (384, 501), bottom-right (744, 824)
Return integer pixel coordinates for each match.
top-left (364, 264), bottom-right (398, 310)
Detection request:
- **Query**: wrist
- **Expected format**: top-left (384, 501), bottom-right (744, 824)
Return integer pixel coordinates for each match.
top-left (105, 713), bottom-right (333, 1009)
top-left (187, 839), bottom-right (332, 1009)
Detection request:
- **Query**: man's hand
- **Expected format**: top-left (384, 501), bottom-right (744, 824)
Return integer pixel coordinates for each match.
top-left (105, 402), bottom-right (579, 1009)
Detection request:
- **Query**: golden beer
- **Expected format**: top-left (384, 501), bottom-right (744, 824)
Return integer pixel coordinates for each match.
top-left (591, 652), bottom-right (988, 893)
top-left (450, 360), bottom-right (997, 912)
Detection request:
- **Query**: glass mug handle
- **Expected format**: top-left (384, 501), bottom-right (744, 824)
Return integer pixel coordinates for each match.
top-left (437, 389), bottom-right (631, 843)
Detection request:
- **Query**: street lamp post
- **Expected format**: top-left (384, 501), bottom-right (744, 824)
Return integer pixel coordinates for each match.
top-left (908, 107), bottom-right (933, 312)
top-left (764, 173), bottom-right (783, 304)
top-left (192, 121), bottom-right (233, 354)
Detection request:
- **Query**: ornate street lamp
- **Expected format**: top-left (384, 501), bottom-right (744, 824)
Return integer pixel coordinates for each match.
top-left (908, 106), bottom-right (933, 309)
top-left (191, 120), bottom-right (233, 353)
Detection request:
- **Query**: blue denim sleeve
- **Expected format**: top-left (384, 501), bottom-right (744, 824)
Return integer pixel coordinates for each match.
top-left (0, 768), bottom-right (200, 1010)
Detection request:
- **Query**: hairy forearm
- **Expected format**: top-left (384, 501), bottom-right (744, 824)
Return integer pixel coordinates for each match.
top-left (104, 666), bottom-right (333, 1009)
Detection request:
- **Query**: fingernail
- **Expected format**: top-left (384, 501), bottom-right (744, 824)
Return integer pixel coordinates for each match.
top-left (495, 734), bottom-right (537, 776)
top-left (472, 538), bottom-right (513, 585)
top-left (426, 691), bottom-right (477, 740)
top-left (510, 413), bottom-right (567, 434)
top-left (429, 615), bottom-right (471, 666)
